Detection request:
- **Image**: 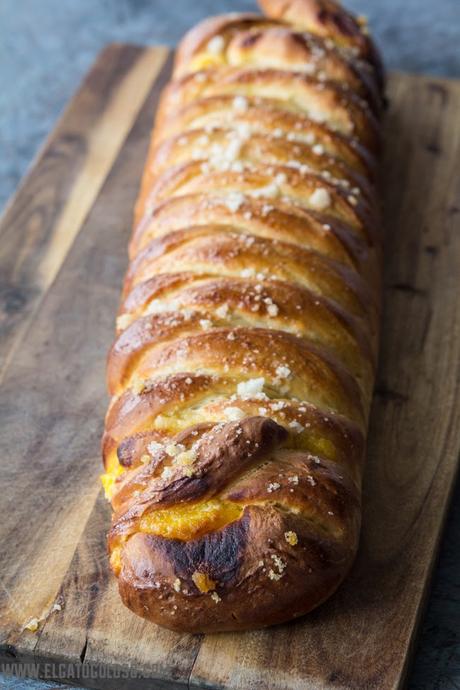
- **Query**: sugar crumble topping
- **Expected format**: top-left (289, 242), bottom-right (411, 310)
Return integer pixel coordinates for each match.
top-left (309, 187), bottom-right (331, 210)
top-left (206, 35), bottom-right (225, 55)
top-left (275, 364), bottom-right (291, 379)
top-left (224, 406), bottom-right (246, 421)
top-left (233, 95), bottom-right (249, 112)
top-left (288, 420), bottom-right (304, 434)
top-left (236, 377), bottom-right (266, 399)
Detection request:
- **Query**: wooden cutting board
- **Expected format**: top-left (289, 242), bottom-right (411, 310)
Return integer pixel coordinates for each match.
top-left (0, 44), bottom-right (459, 690)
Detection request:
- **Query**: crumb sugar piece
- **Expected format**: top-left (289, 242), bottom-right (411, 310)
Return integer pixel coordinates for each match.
top-left (288, 420), bottom-right (304, 434)
top-left (200, 318), bottom-right (213, 330)
top-left (225, 138), bottom-right (243, 161)
top-left (284, 531), bottom-right (298, 546)
top-left (206, 35), bottom-right (225, 54)
top-left (271, 400), bottom-right (286, 411)
top-left (140, 453), bottom-right (151, 464)
top-left (215, 303), bottom-right (229, 318)
top-left (224, 406), bottom-right (245, 421)
top-left (176, 449), bottom-right (197, 466)
top-left (309, 187), bottom-right (331, 210)
top-left (234, 121), bottom-right (251, 139)
top-left (267, 481), bottom-right (281, 493)
top-left (288, 475), bottom-right (299, 485)
top-left (307, 475), bottom-right (317, 486)
top-left (275, 364), bottom-right (291, 379)
top-left (258, 407), bottom-right (268, 416)
top-left (271, 554), bottom-right (287, 573)
top-left (224, 191), bottom-right (245, 213)
top-left (173, 578), bottom-right (181, 593)
top-left (146, 298), bottom-right (181, 315)
top-left (165, 443), bottom-right (185, 457)
top-left (237, 377), bottom-right (265, 399)
top-left (233, 95), bottom-right (248, 112)
top-left (268, 569), bottom-right (284, 581)
top-left (312, 143), bottom-right (324, 155)
top-left (147, 441), bottom-right (164, 456)
top-left (250, 182), bottom-right (280, 199)
top-left (210, 591), bottom-right (221, 603)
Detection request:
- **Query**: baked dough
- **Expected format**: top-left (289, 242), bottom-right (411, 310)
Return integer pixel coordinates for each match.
top-left (102, 0), bottom-right (383, 632)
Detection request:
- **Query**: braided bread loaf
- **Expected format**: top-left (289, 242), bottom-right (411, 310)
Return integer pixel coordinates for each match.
top-left (102, 0), bottom-right (383, 632)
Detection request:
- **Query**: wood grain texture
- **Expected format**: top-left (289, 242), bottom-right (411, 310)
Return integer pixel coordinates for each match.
top-left (0, 45), bottom-right (175, 687)
top-left (0, 43), bottom-right (167, 383)
top-left (0, 46), bottom-right (459, 690)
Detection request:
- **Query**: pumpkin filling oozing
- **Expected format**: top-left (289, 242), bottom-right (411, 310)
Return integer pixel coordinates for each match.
top-left (101, 462), bottom-right (124, 499)
top-left (139, 499), bottom-right (243, 540)
top-left (109, 500), bottom-right (243, 577)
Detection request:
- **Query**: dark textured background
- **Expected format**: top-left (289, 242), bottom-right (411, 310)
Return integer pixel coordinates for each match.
top-left (0, 1), bottom-right (459, 688)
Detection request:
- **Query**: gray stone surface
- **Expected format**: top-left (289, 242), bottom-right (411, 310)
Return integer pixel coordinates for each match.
top-left (0, 1), bottom-right (459, 689)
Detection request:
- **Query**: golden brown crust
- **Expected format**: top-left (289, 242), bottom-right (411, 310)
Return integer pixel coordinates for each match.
top-left (103, 0), bottom-right (383, 632)
top-left (258, 0), bottom-right (383, 79)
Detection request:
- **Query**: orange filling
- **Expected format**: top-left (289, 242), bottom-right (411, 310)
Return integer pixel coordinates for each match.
top-left (192, 571), bottom-right (216, 593)
top-left (101, 461), bottom-right (124, 500)
top-left (189, 54), bottom-right (225, 72)
top-left (139, 499), bottom-right (243, 540)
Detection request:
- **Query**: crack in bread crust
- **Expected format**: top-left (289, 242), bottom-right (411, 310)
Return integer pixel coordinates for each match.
top-left (103, 0), bottom-right (383, 632)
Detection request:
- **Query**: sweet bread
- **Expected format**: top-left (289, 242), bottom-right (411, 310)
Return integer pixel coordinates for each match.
top-left (102, 0), bottom-right (383, 632)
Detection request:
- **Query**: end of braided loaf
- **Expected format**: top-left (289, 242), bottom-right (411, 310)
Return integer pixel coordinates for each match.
top-left (102, 0), bottom-right (383, 632)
